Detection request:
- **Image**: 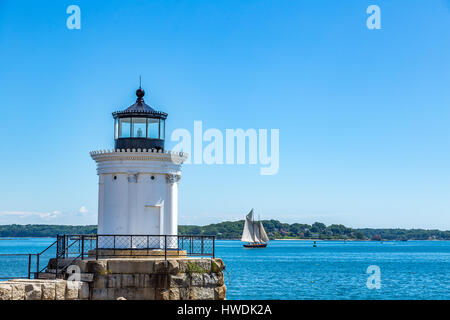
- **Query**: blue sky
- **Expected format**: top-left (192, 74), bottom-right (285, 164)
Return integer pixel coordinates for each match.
top-left (0, 0), bottom-right (449, 228)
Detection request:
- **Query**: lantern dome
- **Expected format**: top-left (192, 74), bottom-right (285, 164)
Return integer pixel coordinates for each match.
top-left (112, 87), bottom-right (168, 151)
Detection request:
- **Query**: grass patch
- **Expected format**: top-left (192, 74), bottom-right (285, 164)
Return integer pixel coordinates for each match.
top-left (186, 261), bottom-right (208, 274)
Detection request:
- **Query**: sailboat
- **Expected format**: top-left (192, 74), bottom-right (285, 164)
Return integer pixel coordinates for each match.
top-left (241, 209), bottom-right (269, 248)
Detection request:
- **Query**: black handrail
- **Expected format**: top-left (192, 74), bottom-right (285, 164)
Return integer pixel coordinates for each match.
top-left (39, 240), bottom-right (57, 256)
top-left (0, 253), bottom-right (38, 280)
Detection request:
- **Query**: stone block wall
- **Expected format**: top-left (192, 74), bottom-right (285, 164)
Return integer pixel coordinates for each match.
top-left (0, 279), bottom-right (89, 300)
top-left (83, 257), bottom-right (226, 300)
top-left (0, 257), bottom-right (226, 300)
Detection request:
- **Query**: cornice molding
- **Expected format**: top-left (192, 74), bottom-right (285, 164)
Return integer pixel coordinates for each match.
top-left (90, 149), bottom-right (188, 164)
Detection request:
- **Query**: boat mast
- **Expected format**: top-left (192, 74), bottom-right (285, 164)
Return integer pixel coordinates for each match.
top-left (252, 209), bottom-right (255, 244)
top-left (258, 214), bottom-right (261, 243)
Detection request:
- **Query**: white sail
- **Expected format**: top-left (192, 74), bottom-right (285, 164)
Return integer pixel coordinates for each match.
top-left (246, 209), bottom-right (254, 222)
top-left (254, 221), bottom-right (261, 243)
top-left (259, 221), bottom-right (270, 242)
top-left (241, 209), bottom-right (268, 243)
top-left (241, 213), bottom-right (256, 242)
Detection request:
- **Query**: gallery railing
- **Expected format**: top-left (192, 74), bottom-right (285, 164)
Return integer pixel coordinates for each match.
top-left (0, 234), bottom-right (215, 280)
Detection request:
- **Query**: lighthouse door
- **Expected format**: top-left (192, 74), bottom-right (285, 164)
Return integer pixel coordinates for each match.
top-left (139, 205), bottom-right (161, 249)
top-left (143, 206), bottom-right (160, 234)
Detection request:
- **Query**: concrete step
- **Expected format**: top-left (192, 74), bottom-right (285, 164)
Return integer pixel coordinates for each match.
top-left (47, 257), bottom-right (81, 269)
top-left (36, 270), bottom-right (94, 282)
top-left (35, 272), bottom-right (58, 280)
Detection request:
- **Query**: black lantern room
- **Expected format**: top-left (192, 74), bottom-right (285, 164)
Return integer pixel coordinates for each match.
top-left (112, 87), bottom-right (167, 151)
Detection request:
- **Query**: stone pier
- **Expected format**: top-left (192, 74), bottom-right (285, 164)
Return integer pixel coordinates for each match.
top-left (0, 257), bottom-right (226, 300)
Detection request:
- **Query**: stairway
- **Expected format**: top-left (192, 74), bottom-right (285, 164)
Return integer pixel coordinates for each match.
top-left (35, 257), bottom-right (82, 280)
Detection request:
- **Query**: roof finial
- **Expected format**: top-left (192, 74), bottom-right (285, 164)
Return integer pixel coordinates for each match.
top-left (136, 76), bottom-right (145, 104)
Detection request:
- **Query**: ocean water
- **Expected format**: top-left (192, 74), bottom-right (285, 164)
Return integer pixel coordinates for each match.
top-left (0, 238), bottom-right (57, 280)
top-left (216, 240), bottom-right (450, 300)
top-left (1, 238), bottom-right (450, 299)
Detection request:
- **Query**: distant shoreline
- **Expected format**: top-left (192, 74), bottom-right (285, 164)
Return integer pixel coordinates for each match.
top-left (1, 222), bottom-right (449, 241)
top-left (273, 238), bottom-right (449, 241)
top-left (274, 238), bottom-right (355, 241)
top-left (1, 237), bottom-right (448, 242)
top-left (0, 237), bottom-right (54, 239)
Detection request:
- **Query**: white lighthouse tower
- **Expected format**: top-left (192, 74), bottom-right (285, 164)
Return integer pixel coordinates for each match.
top-left (90, 87), bottom-right (187, 244)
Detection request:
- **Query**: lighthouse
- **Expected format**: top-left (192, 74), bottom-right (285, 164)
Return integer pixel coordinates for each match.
top-left (90, 87), bottom-right (187, 243)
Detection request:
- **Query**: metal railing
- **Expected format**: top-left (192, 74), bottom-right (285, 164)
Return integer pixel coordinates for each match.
top-left (0, 254), bottom-right (37, 280)
top-left (0, 234), bottom-right (215, 280)
top-left (57, 234), bottom-right (215, 259)
top-left (0, 239), bottom-right (58, 280)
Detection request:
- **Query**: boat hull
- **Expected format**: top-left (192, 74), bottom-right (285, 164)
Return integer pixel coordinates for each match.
top-left (243, 243), bottom-right (267, 248)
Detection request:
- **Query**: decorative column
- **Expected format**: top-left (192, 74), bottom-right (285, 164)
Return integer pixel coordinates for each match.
top-left (127, 173), bottom-right (139, 236)
top-left (166, 174), bottom-right (181, 242)
top-left (97, 175), bottom-right (105, 234)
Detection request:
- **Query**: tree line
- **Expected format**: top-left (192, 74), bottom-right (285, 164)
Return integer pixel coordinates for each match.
top-left (0, 225), bottom-right (96, 237)
top-left (0, 221), bottom-right (449, 240)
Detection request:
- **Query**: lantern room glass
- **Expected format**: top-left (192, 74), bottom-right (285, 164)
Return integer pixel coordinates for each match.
top-left (117, 117), bottom-right (165, 140)
top-left (159, 119), bottom-right (165, 140)
top-left (147, 119), bottom-right (159, 139)
top-left (119, 118), bottom-right (131, 138)
top-left (132, 118), bottom-right (147, 138)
